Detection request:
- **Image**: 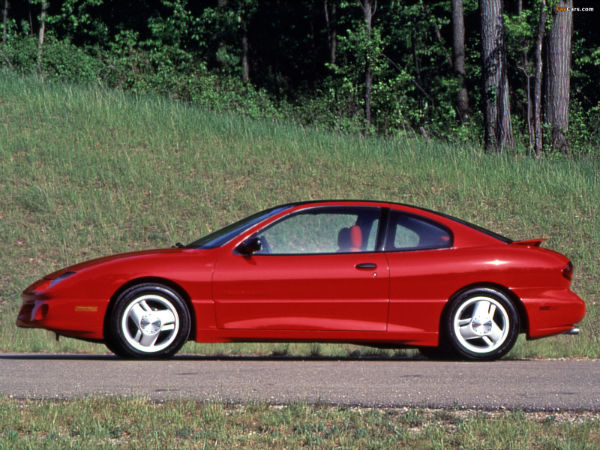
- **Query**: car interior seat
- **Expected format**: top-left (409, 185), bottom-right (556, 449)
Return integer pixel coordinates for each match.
top-left (337, 225), bottom-right (363, 252)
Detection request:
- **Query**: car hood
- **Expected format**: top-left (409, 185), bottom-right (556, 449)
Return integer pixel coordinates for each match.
top-left (43, 248), bottom-right (202, 279)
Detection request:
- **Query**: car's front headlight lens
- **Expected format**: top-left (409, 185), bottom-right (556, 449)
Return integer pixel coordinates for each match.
top-left (49, 271), bottom-right (76, 287)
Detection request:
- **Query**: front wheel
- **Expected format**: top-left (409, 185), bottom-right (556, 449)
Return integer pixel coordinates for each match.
top-left (444, 288), bottom-right (519, 361)
top-left (106, 283), bottom-right (191, 359)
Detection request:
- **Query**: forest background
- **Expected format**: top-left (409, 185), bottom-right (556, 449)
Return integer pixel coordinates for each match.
top-left (1, 0), bottom-right (598, 156)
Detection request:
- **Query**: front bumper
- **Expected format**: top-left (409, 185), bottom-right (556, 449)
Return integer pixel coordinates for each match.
top-left (17, 295), bottom-right (106, 340)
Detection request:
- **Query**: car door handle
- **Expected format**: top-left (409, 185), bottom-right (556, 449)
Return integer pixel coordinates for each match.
top-left (355, 263), bottom-right (377, 269)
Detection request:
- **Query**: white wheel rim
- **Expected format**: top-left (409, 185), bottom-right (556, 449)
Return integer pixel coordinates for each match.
top-left (121, 294), bottom-right (180, 353)
top-left (453, 296), bottom-right (510, 354)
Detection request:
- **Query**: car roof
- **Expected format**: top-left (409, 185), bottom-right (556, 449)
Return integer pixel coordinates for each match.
top-left (276, 199), bottom-right (512, 244)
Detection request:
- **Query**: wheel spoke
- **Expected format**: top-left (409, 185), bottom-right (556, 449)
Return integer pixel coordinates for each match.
top-left (459, 324), bottom-right (479, 341)
top-left (134, 329), bottom-right (142, 342)
top-left (472, 300), bottom-right (491, 321)
top-left (139, 332), bottom-right (159, 348)
top-left (139, 301), bottom-right (152, 312)
top-left (155, 310), bottom-right (176, 327)
top-left (482, 336), bottom-right (494, 347)
top-left (128, 304), bottom-right (146, 325)
top-left (487, 321), bottom-right (504, 344)
top-left (458, 318), bottom-right (471, 326)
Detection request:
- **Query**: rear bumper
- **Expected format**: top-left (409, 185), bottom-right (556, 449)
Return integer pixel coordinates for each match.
top-left (512, 287), bottom-right (586, 339)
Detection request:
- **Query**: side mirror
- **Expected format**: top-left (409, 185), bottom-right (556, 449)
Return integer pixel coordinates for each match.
top-left (236, 236), bottom-right (262, 256)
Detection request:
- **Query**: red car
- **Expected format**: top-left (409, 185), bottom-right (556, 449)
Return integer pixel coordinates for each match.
top-left (17, 200), bottom-right (585, 360)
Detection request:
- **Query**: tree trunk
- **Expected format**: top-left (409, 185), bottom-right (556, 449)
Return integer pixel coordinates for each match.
top-left (451, 0), bottom-right (469, 123)
top-left (518, 0), bottom-right (533, 155)
top-left (216, 0), bottom-right (228, 67)
top-left (546, 0), bottom-right (572, 152)
top-left (2, 0), bottom-right (7, 46)
top-left (241, 33), bottom-right (249, 85)
top-left (361, 0), bottom-right (376, 133)
top-left (36, 0), bottom-right (47, 75)
top-left (480, 0), bottom-right (514, 152)
top-left (324, 0), bottom-right (337, 66)
top-left (533, 0), bottom-right (547, 158)
top-left (1, 0), bottom-right (9, 66)
top-left (27, 0), bottom-right (32, 35)
top-left (524, 67), bottom-right (533, 155)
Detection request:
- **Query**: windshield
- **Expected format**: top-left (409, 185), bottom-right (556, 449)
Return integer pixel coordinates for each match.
top-left (186, 205), bottom-right (293, 249)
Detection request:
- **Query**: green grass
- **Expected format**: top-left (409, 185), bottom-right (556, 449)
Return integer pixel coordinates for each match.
top-left (1, 70), bottom-right (598, 358)
top-left (0, 397), bottom-right (598, 448)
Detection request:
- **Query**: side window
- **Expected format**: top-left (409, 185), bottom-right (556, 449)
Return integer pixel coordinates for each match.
top-left (386, 212), bottom-right (452, 251)
top-left (256, 207), bottom-right (381, 254)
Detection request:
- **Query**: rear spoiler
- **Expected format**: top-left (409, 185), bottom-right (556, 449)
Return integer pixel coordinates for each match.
top-left (510, 238), bottom-right (547, 247)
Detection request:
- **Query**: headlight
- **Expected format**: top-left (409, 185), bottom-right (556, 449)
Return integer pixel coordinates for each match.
top-left (49, 271), bottom-right (76, 287)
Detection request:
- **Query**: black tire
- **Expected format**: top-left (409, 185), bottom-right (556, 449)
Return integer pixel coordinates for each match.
top-left (105, 283), bottom-right (191, 359)
top-left (443, 288), bottom-right (519, 361)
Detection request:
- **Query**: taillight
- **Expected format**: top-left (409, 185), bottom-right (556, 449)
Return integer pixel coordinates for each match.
top-left (562, 261), bottom-right (574, 281)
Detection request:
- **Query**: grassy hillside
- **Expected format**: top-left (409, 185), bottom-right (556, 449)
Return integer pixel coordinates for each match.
top-left (1, 71), bottom-right (598, 358)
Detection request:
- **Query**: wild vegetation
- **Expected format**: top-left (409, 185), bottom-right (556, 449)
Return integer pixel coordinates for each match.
top-left (0, 397), bottom-right (599, 448)
top-left (1, 1), bottom-right (598, 155)
top-left (0, 72), bottom-right (598, 357)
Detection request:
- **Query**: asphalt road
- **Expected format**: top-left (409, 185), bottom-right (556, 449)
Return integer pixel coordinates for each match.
top-left (1, 354), bottom-right (599, 411)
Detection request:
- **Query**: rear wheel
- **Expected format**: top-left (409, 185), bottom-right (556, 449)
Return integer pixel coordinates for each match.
top-left (106, 283), bottom-right (191, 359)
top-left (444, 288), bottom-right (519, 361)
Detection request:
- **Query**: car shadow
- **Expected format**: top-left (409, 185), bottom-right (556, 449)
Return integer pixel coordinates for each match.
top-left (0, 352), bottom-right (530, 362)
top-left (0, 353), bottom-right (419, 361)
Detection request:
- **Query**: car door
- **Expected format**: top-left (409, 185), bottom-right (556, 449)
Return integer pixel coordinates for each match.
top-left (383, 210), bottom-right (455, 336)
top-left (212, 206), bottom-right (390, 331)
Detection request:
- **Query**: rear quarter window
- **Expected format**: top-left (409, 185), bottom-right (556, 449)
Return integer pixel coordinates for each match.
top-left (386, 212), bottom-right (452, 251)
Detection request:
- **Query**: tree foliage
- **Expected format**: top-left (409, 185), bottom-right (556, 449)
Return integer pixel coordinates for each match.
top-left (1, 0), bottom-right (598, 155)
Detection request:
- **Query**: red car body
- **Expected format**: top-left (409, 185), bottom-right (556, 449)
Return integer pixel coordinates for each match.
top-left (17, 200), bottom-right (585, 360)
